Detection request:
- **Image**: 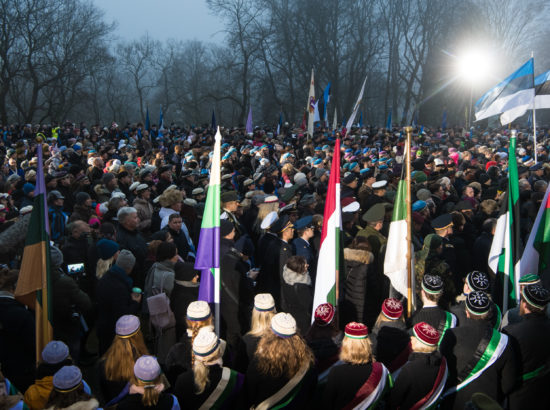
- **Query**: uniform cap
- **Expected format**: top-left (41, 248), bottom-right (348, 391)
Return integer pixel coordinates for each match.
top-left (466, 271), bottom-right (490, 292)
top-left (187, 300), bottom-right (212, 321)
top-left (362, 203), bottom-right (385, 223)
top-left (381, 298), bottom-right (403, 320)
top-left (466, 291), bottom-right (490, 315)
top-left (413, 322), bottom-right (440, 346)
top-left (271, 312), bottom-right (297, 337)
top-left (53, 366), bottom-right (82, 392)
top-left (42, 341), bottom-right (69, 364)
top-left (254, 293), bottom-right (276, 311)
top-left (260, 211), bottom-right (279, 230)
top-left (344, 322), bottom-right (368, 339)
top-left (192, 328), bottom-right (220, 358)
top-left (314, 303), bottom-right (335, 326)
top-left (522, 284), bottom-right (550, 309)
top-left (116, 315), bottom-right (140, 337)
top-left (134, 355), bottom-right (161, 382)
top-left (422, 274), bottom-right (444, 295)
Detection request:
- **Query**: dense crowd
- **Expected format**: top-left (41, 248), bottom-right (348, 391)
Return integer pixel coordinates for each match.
top-left (1, 121), bottom-right (550, 409)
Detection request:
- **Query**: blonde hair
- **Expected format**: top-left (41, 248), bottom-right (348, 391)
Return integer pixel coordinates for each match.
top-left (186, 316), bottom-right (214, 366)
top-left (255, 332), bottom-right (314, 379)
top-left (247, 308), bottom-right (276, 337)
top-left (256, 202), bottom-right (279, 222)
top-left (159, 189), bottom-right (183, 208)
top-left (340, 336), bottom-right (374, 364)
top-left (102, 330), bottom-right (149, 382)
top-left (281, 163), bottom-right (295, 176)
top-left (193, 346), bottom-right (221, 394)
top-left (411, 336), bottom-right (436, 353)
top-left (130, 374), bottom-right (162, 407)
top-left (374, 311), bottom-right (405, 328)
top-left (96, 256), bottom-right (114, 279)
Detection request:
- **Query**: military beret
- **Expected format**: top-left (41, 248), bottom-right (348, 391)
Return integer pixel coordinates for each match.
top-left (362, 203), bottom-right (386, 223)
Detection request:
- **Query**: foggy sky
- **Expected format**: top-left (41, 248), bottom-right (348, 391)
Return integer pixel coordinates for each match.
top-left (92, 0), bottom-right (225, 43)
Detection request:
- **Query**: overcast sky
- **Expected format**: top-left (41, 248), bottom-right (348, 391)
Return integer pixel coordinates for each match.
top-left (92, 0), bottom-right (225, 43)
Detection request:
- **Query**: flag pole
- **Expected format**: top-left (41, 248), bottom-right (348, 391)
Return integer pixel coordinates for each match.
top-left (531, 51), bottom-right (537, 163)
top-left (404, 126), bottom-right (413, 317)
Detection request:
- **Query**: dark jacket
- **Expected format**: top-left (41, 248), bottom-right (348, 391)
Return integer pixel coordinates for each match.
top-left (0, 292), bottom-right (36, 393)
top-left (503, 313), bottom-right (550, 410)
top-left (96, 265), bottom-right (140, 355)
top-left (116, 225), bottom-right (148, 287)
top-left (439, 320), bottom-right (517, 409)
top-left (117, 391), bottom-right (178, 410)
top-left (388, 351), bottom-right (445, 409)
top-left (280, 265), bottom-right (313, 335)
top-left (174, 365), bottom-right (242, 410)
top-left (69, 204), bottom-right (93, 224)
top-left (410, 305), bottom-right (456, 337)
top-left (170, 261), bottom-right (199, 341)
top-left (219, 238), bottom-right (253, 350)
top-left (341, 248), bottom-right (378, 328)
top-left (258, 237), bottom-right (292, 308)
top-left (370, 321), bottom-right (411, 373)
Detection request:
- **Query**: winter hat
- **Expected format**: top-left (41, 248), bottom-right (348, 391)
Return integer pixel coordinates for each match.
top-left (422, 274), bottom-right (444, 295)
top-left (134, 355), bottom-right (161, 382)
top-left (115, 249), bottom-right (136, 272)
top-left (466, 271), bottom-right (490, 292)
top-left (192, 328), bottom-right (220, 359)
top-left (102, 172), bottom-right (116, 185)
top-left (53, 366), bottom-right (82, 392)
top-left (42, 341), bottom-right (70, 364)
top-left (254, 293), bottom-right (275, 312)
top-left (522, 284), bottom-right (550, 310)
top-left (271, 312), bottom-right (297, 338)
top-left (344, 322), bottom-right (368, 339)
top-left (50, 245), bottom-right (64, 268)
top-left (466, 291), bottom-right (490, 316)
top-left (314, 303), bottom-right (335, 326)
top-left (416, 188), bottom-right (431, 201)
top-left (412, 322), bottom-right (440, 346)
top-left (187, 300), bottom-right (211, 321)
top-left (220, 219), bottom-right (234, 237)
top-left (96, 239), bottom-right (118, 259)
top-left (116, 315), bottom-right (140, 337)
top-left (412, 200), bottom-right (427, 212)
top-left (75, 191), bottom-right (91, 205)
top-left (381, 298), bottom-right (403, 320)
top-left (23, 183), bottom-right (35, 195)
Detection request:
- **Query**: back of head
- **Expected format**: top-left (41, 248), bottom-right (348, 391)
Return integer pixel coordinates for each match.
top-left (115, 249), bottom-right (136, 273)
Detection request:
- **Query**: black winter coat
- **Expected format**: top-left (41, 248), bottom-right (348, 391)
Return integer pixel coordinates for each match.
top-left (96, 265), bottom-right (140, 355)
top-left (341, 248), bottom-right (378, 328)
top-left (439, 320), bottom-right (517, 409)
top-left (116, 225), bottom-right (148, 287)
top-left (0, 293), bottom-right (35, 393)
top-left (280, 265), bottom-right (313, 335)
top-left (388, 351), bottom-right (446, 409)
top-left (503, 313), bottom-right (550, 410)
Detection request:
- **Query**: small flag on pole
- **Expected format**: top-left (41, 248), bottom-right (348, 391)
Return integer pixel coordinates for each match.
top-left (345, 75), bottom-right (367, 132)
top-left (312, 138), bottom-right (341, 319)
top-left (145, 107), bottom-right (150, 132)
top-left (246, 107), bottom-right (253, 134)
top-left (276, 112), bottom-right (283, 135)
top-left (195, 128), bottom-right (222, 331)
top-left (323, 83), bottom-right (331, 126)
top-left (159, 105), bottom-right (164, 131)
top-left (307, 68), bottom-right (315, 137)
top-left (386, 109), bottom-right (392, 129)
top-left (211, 110), bottom-right (216, 130)
top-left (15, 144), bottom-right (53, 361)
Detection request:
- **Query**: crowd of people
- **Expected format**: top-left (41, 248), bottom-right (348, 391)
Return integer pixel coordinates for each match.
top-left (1, 121), bottom-right (550, 409)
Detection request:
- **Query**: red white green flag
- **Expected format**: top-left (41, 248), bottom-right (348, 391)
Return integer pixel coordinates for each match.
top-left (312, 139), bottom-right (341, 320)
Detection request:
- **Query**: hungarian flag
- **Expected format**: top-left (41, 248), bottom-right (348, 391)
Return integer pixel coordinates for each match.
top-left (312, 139), bottom-right (341, 320)
top-left (488, 131), bottom-right (521, 311)
top-left (520, 184), bottom-right (550, 276)
top-left (384, 179), bottom-right (414, 302)
top-left (14, 144), bottom-right (53, 361)
top-left (196, 127), bottom-right (221, 307)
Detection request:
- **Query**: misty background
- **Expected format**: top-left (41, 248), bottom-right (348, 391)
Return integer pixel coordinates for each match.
top-left (2, 0), bottom-right (550, 128)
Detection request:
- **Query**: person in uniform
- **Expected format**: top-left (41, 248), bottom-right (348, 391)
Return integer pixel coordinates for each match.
top-left (503, 284), bottom-right (550, 410)
top-left (410, 274), bottom-right (457, 340)
top-left (254, 210), bottom-right (278, 269)
top-left (501, 274), bottom-right (543, 327)
top-left (292, 215), bottom-right (316, 282)
top-left (451, 270), bottom-right (501, 328)
top-left (220, 190), bottom-right (245, 240)
top-left (257, 215), bottom-right (294, 308)
top-left (431, 214), bottom-right (460, 294)
top-left (322, 322), bottom-right (391, 409)
top-left (362, 180), bottom-right (388, 211)
top-left (356, 203), bottom-right (387, 260)
top-left (439, 291), bottom-right (517, 409)
top-left (388, 322), bottom-right (448, 409)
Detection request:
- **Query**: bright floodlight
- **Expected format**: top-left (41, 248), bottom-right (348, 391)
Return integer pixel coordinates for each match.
top-left (457, 50), bottom-right (490, 83)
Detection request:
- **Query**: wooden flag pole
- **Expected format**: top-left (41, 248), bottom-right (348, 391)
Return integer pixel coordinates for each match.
top-left (404, 126), bottom-right (413, 317)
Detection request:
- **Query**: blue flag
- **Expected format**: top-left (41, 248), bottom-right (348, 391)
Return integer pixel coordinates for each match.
top-left (277, 112), bottom-right (283, 135)
top-left (323, 83), bottom-right (331, 125)
top-left (442, 110), bottom-right (447, 129)
top-left (359, 111), bottom-right (363, 127)
top-left (211, 110), bottom-right (216, 130)
top-left (412, 110), bottom-right (418, 128)
top-left (386, 109), bottom-right (392, 129)
top-left (145, 107), bottom-right (150, 132)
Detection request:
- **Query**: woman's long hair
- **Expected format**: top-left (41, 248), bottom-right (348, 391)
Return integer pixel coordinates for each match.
top-left (102, 330), bottom-right (149, 382)
top-left (256, 202), bottom-right (279, 225)
top-left (374, 311), bottom-right (405, 329)
top-left (193, 346), bottom-right (222, 395)
top-left (130, 374), bottom-right (162, 407)
top-left (186, 316), bottom-right (214, 366)
top-left (44, 384), bottom-right (92, 409)
top-left (96, 256), bottom-right (114, 279)
top-left (255, 332), bottom-right (314, 379)
top-left (247, 308), bottom-right (276, 337)
top-left (340, 336), bottom-right (373, 365)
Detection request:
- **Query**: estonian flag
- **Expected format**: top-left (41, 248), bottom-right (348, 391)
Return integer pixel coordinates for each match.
top-left (475, 59), bottom-right (534, 125)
